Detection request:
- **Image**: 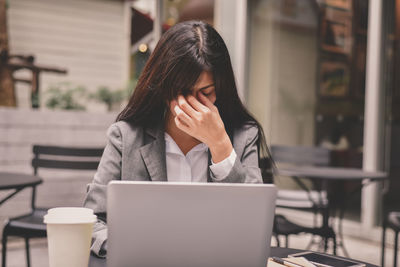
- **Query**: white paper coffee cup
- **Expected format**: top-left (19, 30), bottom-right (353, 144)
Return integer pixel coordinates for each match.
top-left (44, 207), bottom-right (97, 267)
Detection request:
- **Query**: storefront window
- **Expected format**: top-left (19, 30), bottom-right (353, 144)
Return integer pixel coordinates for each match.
top-left (247, 0), bottom-right (370, 220)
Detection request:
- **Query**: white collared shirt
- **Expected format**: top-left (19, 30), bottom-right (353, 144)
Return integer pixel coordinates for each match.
top-left (164, 133), bottom-right (236, 182)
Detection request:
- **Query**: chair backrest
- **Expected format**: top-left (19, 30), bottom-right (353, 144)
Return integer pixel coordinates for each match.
top-left (271, 145), bottom-right (331, 207)
top-left (32, 145), bottom-right (104, 175)
top-left (28, 145), bottom-right (103, 211)
top-left (270, 145), bottom-right (330, 166)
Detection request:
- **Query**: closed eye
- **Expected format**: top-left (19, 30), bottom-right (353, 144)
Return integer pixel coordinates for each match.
top-left (201, 87), bottom-right (215, 96)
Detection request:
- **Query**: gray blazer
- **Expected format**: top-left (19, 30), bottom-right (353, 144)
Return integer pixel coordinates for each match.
top-left (83, 120), bottom-right (262, 256)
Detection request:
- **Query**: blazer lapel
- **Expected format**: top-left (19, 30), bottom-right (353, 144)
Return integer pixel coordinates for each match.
top-left (140, 126), bottom-right (167, 182)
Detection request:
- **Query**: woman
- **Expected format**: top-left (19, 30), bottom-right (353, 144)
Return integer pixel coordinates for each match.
top-left (84, 21), bottom-right (271, 257)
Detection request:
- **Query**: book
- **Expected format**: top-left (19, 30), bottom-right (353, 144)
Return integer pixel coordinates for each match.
top-left (267, 257), bottom-right (317, 267)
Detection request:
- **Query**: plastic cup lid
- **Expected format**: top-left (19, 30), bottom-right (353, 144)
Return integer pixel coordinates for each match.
top-left (44, 207), bottom-right (97, 224)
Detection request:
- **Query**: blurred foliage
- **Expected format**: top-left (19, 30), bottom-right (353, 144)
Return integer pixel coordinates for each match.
top-left (89, 86), bottom-right (125, 112)
top-left (90, 79), bottom-right (137, 111)
top-left (45, 79), bottom-right (137, 112)
top-left (45, 83), bottom-right (87, 110)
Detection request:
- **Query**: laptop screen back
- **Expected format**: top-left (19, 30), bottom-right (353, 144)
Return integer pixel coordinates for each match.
top-left (107, 181), bottom-right (276, 267)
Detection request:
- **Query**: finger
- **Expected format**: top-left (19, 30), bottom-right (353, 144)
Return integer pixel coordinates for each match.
top-left (178, 95), bottom-right (199, 118)
top-left (174, 116), bottom-right (190, 132)
top-left (174, 105), bottom-right (193, 126)
top-left (197, 91), bottom-right (216, 110)
top-left (186, 95), bottom-right (208, 113)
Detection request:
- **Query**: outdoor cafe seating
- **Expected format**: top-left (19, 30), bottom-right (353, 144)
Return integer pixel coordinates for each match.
top-left (0, 143), bottom-right (389, 267)
top-left (381, 210), bottom-right (400, 267)
top-left (1, 145), bottom-right (103, 267)
top-left (269, 145), bottom-right (334, 251)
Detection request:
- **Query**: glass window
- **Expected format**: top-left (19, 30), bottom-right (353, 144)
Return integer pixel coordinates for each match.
top-left (247, 0), bottom-right (371, 221)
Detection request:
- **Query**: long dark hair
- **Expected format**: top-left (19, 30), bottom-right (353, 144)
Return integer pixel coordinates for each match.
top-left (117, 21), bottom-right (272, 164)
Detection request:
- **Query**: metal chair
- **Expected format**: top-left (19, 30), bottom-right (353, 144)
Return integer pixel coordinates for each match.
top-left (1, 145), bottom-right (103, 267)
top-left (381, 211), bottom-right (400, 267)
top-left (270, 145), bottom-right (333, 249)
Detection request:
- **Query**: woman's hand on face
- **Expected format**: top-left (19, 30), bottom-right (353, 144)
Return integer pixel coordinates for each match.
top-left (173, 92), bottom-right (222, 145)
top-left (172, 92), bottom-right (233, 163)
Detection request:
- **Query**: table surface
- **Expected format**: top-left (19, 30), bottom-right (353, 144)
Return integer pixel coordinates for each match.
top-left (89, 247), bottom-right (378, 267)
top-left (275, 166), bottom-right (387, 180)
top-left (0, 171), bottom-right (42, 190)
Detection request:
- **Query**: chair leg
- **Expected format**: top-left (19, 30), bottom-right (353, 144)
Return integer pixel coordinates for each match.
top-left (25, 238), bottom-right (31, 267)
top-left (273, 234), bottom-right (280, 247)
top-left (332, 236), bottom-right (337, 255)
top-left (324, 237), bottom-right (328, 252)
top-left (381, 223), bottom-right (386, 267)
top-left (285, 235), bottom-right (289, 248)
top-left (2, 230), bottom-right (7, 267)
top-left (394, 231), bottom-right (399, 267)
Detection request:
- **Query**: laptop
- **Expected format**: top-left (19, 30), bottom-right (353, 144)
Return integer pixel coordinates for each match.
top-left (107, 181), bottom-right (277, 267)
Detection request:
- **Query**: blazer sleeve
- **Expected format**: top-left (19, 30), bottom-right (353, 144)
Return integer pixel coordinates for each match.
top-left (211, 125), bottom-right (262, 184)
top-left (83, 123), bottom-right (123, 257)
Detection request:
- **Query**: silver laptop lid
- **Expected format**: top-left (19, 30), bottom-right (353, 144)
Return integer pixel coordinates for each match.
top-left (107, 181), bottom-right (277, 267)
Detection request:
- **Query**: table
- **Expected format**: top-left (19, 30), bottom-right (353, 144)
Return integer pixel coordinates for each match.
top-left (88, 247), bottom-right (378, 267)
top-left (275, 166), bottom-right (387, 255)
top-left (275, 166), bottom-right (386, 181)
top-left (272, 247), bottom-right (377, 267)
top-left (0, 171), bottom-right (43, 206)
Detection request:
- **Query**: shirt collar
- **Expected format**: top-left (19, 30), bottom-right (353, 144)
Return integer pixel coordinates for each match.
top-left (164, 133), bottom-right (208, 155)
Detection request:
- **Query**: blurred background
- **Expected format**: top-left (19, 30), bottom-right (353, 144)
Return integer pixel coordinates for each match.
top-left (0, 0), bottom-right (398, 266)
